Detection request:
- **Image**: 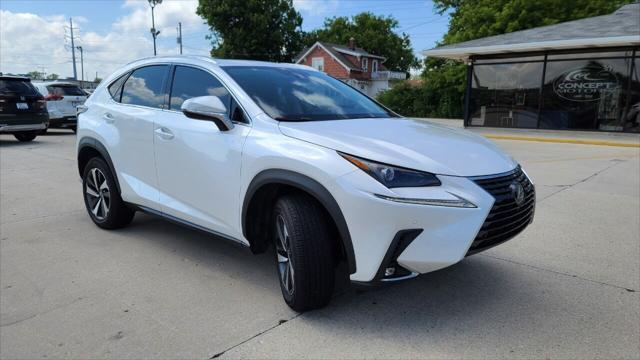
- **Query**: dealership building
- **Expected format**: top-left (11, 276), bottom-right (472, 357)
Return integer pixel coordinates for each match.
top-left (423, 3), bottom-right (640, 133)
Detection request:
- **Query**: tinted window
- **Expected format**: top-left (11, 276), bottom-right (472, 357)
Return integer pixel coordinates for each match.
top-left (169, 66), bottom-right (230, 110)
top-left (121, 66), bottom-right (168, 108)
top-left (222, 66), bottom-right (393, 121)
top-left (470, 62), bottom-right (543, 128)
top-left (540, 58), bottom-right (633, 131)
top-left (0, 79), bottom-right (39, 96)
top-left (47, 85), bottom-right (85, 96)
top-left (108, 73), bottom-right (129, 101)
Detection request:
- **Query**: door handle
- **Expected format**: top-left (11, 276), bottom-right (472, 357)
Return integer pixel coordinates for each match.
top-left (103, 113), bottom-right (115, 124)
top-left (155, 127), bottom-right (175, 140)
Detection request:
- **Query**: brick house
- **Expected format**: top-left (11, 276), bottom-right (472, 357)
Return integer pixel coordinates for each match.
top-left (294, 38), bottom-right (406, 98)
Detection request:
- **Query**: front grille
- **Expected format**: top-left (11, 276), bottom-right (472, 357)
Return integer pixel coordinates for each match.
top-left (467, 166), bottom-right (535, 255)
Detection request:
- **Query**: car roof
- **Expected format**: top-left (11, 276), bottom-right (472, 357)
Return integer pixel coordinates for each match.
top-left (37, 81), bottom-right (79, 86)
top-left (125, 55), bottom-right (315, 71)
top-left (0, 75), bottom-right (31, 81)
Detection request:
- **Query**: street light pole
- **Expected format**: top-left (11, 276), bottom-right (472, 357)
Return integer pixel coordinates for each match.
top-left (76, 46), bottom-right (84, 88)
top-left (148, 0), bottom-right (163, 56)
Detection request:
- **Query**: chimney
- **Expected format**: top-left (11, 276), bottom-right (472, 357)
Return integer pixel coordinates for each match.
top-left (348, 37), bottom-right (356, 50)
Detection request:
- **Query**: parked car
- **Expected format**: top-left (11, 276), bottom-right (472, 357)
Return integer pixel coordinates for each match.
top-left (34, 82), bottom-right (87, 132)
top-left (0, 75), bottom-right (49, 142)
top-left (76, 56), bottom-right (536, 311)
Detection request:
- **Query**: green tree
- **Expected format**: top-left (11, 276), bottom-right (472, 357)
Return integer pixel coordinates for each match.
top-left (26, 71), bottom-right (43, 80)
top-left (46, 73), bottom-right (59, 80)
top-left (435, 0), bottom-right (632, 45)
top-left (304, 12), bottom-right (417, 73)
top-left (197, 0), bottom-right (304, 62)
top-left (380, 0), bottom-right (634, 118)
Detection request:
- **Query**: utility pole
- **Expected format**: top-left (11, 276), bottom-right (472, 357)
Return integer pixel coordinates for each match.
top-left (76, 46), bottom-right (84, 88)
top-left (177, 22), bottom-right (183, 54)
top-left (148, 0), bottom-right (163, 56)
top-left (69, 18), bottom-right (78, 80)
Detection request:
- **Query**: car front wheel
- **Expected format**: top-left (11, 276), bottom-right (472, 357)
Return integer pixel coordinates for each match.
top-left (82, 158), bottom-right (135, 229)
top-left (273, 193), bottom-right (335, 312)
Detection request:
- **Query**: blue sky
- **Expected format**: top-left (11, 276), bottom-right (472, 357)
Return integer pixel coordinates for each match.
top-left (0, 0), bottom-right (450, 78)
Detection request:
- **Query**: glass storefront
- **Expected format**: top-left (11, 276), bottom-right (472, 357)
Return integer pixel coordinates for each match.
top-left (468, 48), bottom-right (639, 133)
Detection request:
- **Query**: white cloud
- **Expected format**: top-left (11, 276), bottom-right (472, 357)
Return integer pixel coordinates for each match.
top-left (116, 0), bottom-right (206, 39)
top-left (294, 0), bottom-right (340, 15)
top-left (0, 0), bottom-right (210, 80)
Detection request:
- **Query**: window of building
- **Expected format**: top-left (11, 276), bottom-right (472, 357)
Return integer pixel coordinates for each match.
top-left (169, 66), bottom-right (230, 111)
top-left (362, 57), bottom-right (368, 71)
top-left (540, 57), bottom-right (634, 131)
top-left (468, 49), bottom-right (639, 133)
top-left (311, 57), bottom-right (324, 71)
top-left (372, 60), bottom-right (379, 73)
top-left (121, 65), bottom-right (168, 109)
top-left (470, 61), bottom-right (543, 128)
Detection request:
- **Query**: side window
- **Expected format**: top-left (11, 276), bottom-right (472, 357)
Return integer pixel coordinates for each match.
top-left (121, 65), bottom-right (168, 108)
top-left (169, 66), bottom-right (230, 111)
top-left (108, 73), bottom-right (128, 102)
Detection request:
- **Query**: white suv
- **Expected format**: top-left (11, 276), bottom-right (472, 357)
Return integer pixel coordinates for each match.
top-left (76, 56), bottom-right (535, 311)
top-left (34, 82), bottom-right (87, 132)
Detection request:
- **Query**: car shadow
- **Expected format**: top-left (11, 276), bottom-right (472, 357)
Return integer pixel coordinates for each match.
top-left (0, 137), bottom-right (44, 147)
top-left (116, 212), bottom-right (531, 335)
top-left (43, 130), bottom-right (75, 136)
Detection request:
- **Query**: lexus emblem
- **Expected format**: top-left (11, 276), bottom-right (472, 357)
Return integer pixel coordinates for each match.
top-left (510, 182), bottom-right (525, 206)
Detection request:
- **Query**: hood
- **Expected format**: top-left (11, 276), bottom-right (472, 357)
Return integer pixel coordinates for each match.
top-left (278, 118), bottom-right (517, 177)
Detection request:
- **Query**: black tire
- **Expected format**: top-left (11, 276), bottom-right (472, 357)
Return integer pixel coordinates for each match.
top-left (14, 131), bottom-right (37, 142)
top-left (273, 193), bottom-right (335, 312)
top-left (82, 157), bottom-right (135, 229)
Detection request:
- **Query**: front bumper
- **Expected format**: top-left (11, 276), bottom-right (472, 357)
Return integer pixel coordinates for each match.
top-left (330, 167), bottom-right (534, 283)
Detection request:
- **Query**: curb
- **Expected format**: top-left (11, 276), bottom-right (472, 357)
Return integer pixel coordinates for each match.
top-left (484, 135), bottom-right (640, 148)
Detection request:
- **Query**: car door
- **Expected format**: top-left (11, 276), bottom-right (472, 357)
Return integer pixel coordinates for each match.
top-left (153, 65), bottom-right (251, 239)
top-left (106, 65), bottom-right (169, 209)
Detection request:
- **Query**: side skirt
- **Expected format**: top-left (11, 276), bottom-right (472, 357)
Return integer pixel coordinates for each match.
top-left (130, 203), bottom-right (250, 250)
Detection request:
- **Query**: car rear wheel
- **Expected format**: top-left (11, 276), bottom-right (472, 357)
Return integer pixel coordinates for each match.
top-left (82, 158), bottom-right (135, 229)
top-left (273, 193), bottom-right (335, 312)
top-left (14, 131), bottom-right (37, 142)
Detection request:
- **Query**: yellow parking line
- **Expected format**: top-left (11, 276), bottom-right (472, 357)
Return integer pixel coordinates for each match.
top-left (485, 135), bottom-right (640, 148)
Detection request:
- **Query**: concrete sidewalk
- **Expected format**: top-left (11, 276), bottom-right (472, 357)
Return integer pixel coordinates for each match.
top-left (420, 118), bottom-right (640, 147)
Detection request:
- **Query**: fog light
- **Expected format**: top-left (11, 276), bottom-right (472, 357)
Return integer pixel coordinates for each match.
top-left (384, 267), bottom-right (396, 277)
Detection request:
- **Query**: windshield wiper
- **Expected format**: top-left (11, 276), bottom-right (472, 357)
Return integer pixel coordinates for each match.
top-left (274, 116), bottom-right (315, 122)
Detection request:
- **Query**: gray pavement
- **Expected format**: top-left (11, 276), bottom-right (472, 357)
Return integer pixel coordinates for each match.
top-left (1, 130), bottom-right (639, 359)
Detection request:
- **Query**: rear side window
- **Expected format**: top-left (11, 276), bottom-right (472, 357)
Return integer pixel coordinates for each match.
top-left (121, 65), bottom-right (168, 108)
top-left (0, 79), bottom-right (39, 96)
top-left (47, 85), bottom-right (85, 96)
top-left (108, 73), bottom-right (129, 101)
top-left (168, 66), bottom-right (230, 110)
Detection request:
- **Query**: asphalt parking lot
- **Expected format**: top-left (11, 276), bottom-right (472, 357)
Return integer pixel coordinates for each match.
top-left (1, 129), bottom-right (639, 359)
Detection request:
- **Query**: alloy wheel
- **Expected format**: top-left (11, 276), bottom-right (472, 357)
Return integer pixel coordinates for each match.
top-left (85, 168), bottom-right (110, 221)
top-left (275, 214), bottom-right (295, 296)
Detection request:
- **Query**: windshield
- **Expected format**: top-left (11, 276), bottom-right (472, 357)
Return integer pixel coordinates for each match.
top-left (222, 66), bottom-right (394, 121)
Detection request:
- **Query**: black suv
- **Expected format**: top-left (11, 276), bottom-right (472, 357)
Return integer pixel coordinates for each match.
top-left (0, 76), bottom-right (49, 142)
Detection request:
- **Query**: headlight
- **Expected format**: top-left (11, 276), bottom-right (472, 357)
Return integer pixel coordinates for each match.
top-left (339, 153), bottom-right (441, 188)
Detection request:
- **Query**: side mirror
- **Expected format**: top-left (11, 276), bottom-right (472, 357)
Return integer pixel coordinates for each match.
top-left (181, 95), bottom-right (234, 131)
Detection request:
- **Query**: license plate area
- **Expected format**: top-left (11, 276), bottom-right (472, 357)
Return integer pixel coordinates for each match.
top-left (16, 103), bottom-right (28, 110)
